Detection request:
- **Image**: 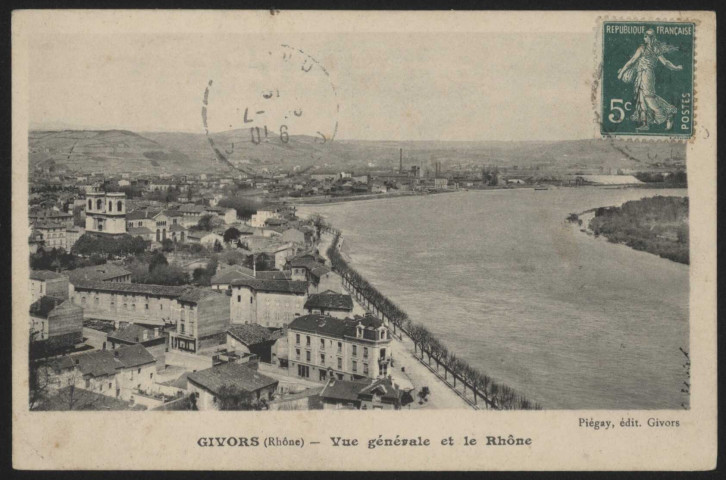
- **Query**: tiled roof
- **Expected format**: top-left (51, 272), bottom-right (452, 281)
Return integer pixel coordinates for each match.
top-left (310, 265), bottom-right (333, 279)
top-left (107, 324), bottom-right (163, 344)
top-left (187, 363), bottom-right (278, 395)
top-left (126, 209), bottom-right (160, 220)
top-left (67, 264), bottom-right (131, 283)
top-left (211, 266), bottom-right (255, 285)
top-left (230, 277), bottom-right (308, 295)
top-left (30, 270), bottom-right (66, 281)
top-left (255, 270), bottom-right (291, 280)
top-left (177, 287), bottom-right (224, 304)
top-left (163, 210), bottom-right (185, 217)
top-left (52, 344), bottom-right (156, 378)
top-left (169, 224), bottom-right (186, 232)
top-left (113, 343), bottom-right (157, 368)
top-left (227, 324), bottom-right (278, 346)
top-left (288, 314), bottom-right (385, 340)
top-left (358, 378), bottom-right (402, 402)
top-left (304, 291), bottom-right (353, 311)
top-left (319, 378), bottom-right (373, 402)
top-left (72, 280), bottom-right (186, 297)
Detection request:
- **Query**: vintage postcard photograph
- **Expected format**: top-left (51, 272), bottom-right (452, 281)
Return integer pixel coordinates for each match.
top-left (11, 10), bottom-right (717, 470)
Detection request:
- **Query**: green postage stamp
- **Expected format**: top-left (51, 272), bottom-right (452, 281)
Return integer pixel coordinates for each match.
top-left (601, 21), bottom-right (695, 138)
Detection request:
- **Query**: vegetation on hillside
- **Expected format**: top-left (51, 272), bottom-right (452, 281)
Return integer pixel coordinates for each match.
top-left (587, 196), bottom-right (689, 264)
top-left (71, 234), bottom-right (149, 257)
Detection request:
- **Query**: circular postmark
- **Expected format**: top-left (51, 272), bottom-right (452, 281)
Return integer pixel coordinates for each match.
top-left (201, 44), bottom-right (340, 169)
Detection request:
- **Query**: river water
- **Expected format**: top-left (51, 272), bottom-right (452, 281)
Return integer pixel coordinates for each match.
top-left (299, 187), bottom-right (689, 409)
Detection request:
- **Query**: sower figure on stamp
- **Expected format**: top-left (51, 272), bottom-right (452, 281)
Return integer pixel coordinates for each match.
top-left (617, 28), bottom-right (683, 131)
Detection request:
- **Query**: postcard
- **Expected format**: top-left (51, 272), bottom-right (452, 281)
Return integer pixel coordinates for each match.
top-left (12, 10), bottom-right (717, 470)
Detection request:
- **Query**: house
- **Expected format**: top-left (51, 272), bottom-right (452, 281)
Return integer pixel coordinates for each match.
top-left (187, 231), bottom-right (224, 248)
top-left (319, 377), bottom-right (402, 410)
top-left (289, 256), bottom-right (341, 294)
top-left (210, 265), bottom-right (256, 291)
top-left (281, 228), bottom-right (306, 245)
top-left (187, 362), bottom-right (279, 410)
top-left (168, 288), bottom-right (230, 354)
top-left (65, 226), bottom-right (86, 250)
top-left (107, 323), bottom-right (167, 369)
top-left (30, 296), bottom-right (83, 350)
top-left (304, 291), bottom-right (354, 318)
top-left (287, 314), bottom-right (393, 383)
top-left (230, 277), bottom-right (308, 328)
top-left (47, 344), bottom-right (157, 401)
top-left (30, 270), bottom-right (69, 303)
top-left (32, 222), bottom-right (67, 250)
top-left (226, 324), bottom-right (284, 364)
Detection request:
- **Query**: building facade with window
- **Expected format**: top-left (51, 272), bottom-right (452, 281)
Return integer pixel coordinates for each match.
top-left (230, 278), bottom-right (308, 328)
top-left (70, 281), bottom-right (186, 327)
top-left (286, 314), bottom-right (393, 383)
top-left (168, 288), bottom-right (230, 354)
top-left (85, 191), bottom-right (127, 236)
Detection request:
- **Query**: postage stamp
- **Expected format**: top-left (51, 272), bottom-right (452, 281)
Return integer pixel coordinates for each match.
top-left (600, 21), bottom-right (695, 138)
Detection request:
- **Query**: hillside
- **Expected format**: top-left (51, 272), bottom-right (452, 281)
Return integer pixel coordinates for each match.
top-left (29, 128), bottom-right (686, 175)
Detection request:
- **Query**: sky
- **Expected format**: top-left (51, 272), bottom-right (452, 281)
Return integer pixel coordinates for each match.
top-left (28, 32), bottom-right (595, 141)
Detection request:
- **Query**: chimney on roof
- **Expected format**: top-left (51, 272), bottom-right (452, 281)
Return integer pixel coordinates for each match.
top-left (142, 331), bottom-right (148, 341)
top-left (154, 327), bottom-right (159, 337)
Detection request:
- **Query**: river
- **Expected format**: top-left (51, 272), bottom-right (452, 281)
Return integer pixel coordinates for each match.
top-left (299, 187), bottom-right (689, 409)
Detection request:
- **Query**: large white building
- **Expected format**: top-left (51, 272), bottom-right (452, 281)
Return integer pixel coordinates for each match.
top-left (85, 192), bottom-right (127, 235)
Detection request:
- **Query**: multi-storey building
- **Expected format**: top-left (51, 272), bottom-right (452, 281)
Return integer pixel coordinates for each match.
top-left (71, 281), bottom-right (186, 327)
top-left (168, 288), bottom-right (230, 354)
top-left (287, 314), bottom-right (393, 383)
top-left (230, 277), bottom-right (308, 328)
top-left (30, 270), bottom-right (69, 303)
top-left (30, 296), bottom-right (83, 350)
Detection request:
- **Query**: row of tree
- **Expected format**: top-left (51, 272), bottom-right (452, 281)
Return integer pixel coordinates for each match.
top-left (326, 232), bottom-right (541, 410)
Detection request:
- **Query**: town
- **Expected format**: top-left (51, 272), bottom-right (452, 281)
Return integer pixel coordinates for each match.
top-left (27, 138), bottom-right (689, 412)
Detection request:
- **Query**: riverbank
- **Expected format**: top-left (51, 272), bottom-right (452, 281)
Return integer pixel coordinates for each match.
top-left (567, 196), bottom-right (689, 265)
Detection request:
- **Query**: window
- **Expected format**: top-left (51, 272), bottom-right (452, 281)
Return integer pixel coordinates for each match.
top-left (145, 304), bottom-right (149, 310)
top-left (238, 295), bottom-right (241, 302)
top-left (249, 297), bottom-right (253, 304)
top-left (364, 347), bottom-right (369, 359)
top-left (364, 363), bottom-right (369, 374)
top-left (352, 361), bottom-right (357, 372)
top-left (117, 200), bottom-right (123, 211)
top-left (296, 334), bottom-right (300, 345)
top-left (295, 348), bottom-right (300, 359)
top-left (108, 201), bottom-right (113, 211)
top-left (96, 199), bottom-right (102, 210)
top-left (306, 351), bottom-right (311, 362)
top-left (88, 199), bottom-right (92, 210)
top-left (337, 357), bottom-right (342, 369)
top-left (180, 324), bottom-right (185, 334)
top-left (320, 338), bottom-right (325, 349)
top-left (337, 342), bottom-right (342, 353)
top-left (108, 382), bottom-right (112, 389)
top-left (306, 336), bottom-right (311, 346)
top-left (320, 354), bottom-right (325, 365)
top-left (150, 372), bottom-right (153, 379)
top-left (352, 345), bottom-right (357, 357)
top-left (138, 368), bottom-right (141, 374)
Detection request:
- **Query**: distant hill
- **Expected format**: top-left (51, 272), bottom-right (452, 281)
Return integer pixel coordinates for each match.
top-left (29, 128), bottom-right (686, 175)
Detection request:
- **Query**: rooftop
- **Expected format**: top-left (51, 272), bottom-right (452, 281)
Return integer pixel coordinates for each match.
top-left (107, 323), bottom-right (163, 344)
top-left (72, 280), bottom-right (187, 298)
top-left (319, 377), bottom-right (373, 402)
top-left (29, 296), bottom-right (65, 318)
top-left (289, 314), bottom-right (386, 340)
top-left (51, 344), bottom-right (155, 378)
top-left (304, 291), bottom-right (353, 311)
top-left (187, 363), bottom-right (278, 395)
top-left (177, 287), bottom-right (224, 304)
top-left (227, 324), bottom-right (280, 346)
top-left (230, 277), bottom-right (308, 295)
top-left (67, 264), bottom-right (131, 283)
top-left (30, 269), bottom-right (67, 281)
top-left (210, 265), bottom-right (255, 285)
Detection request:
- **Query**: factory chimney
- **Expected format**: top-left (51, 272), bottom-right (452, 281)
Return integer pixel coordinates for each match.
top-left (399, 148), bottom-right (403, 174)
